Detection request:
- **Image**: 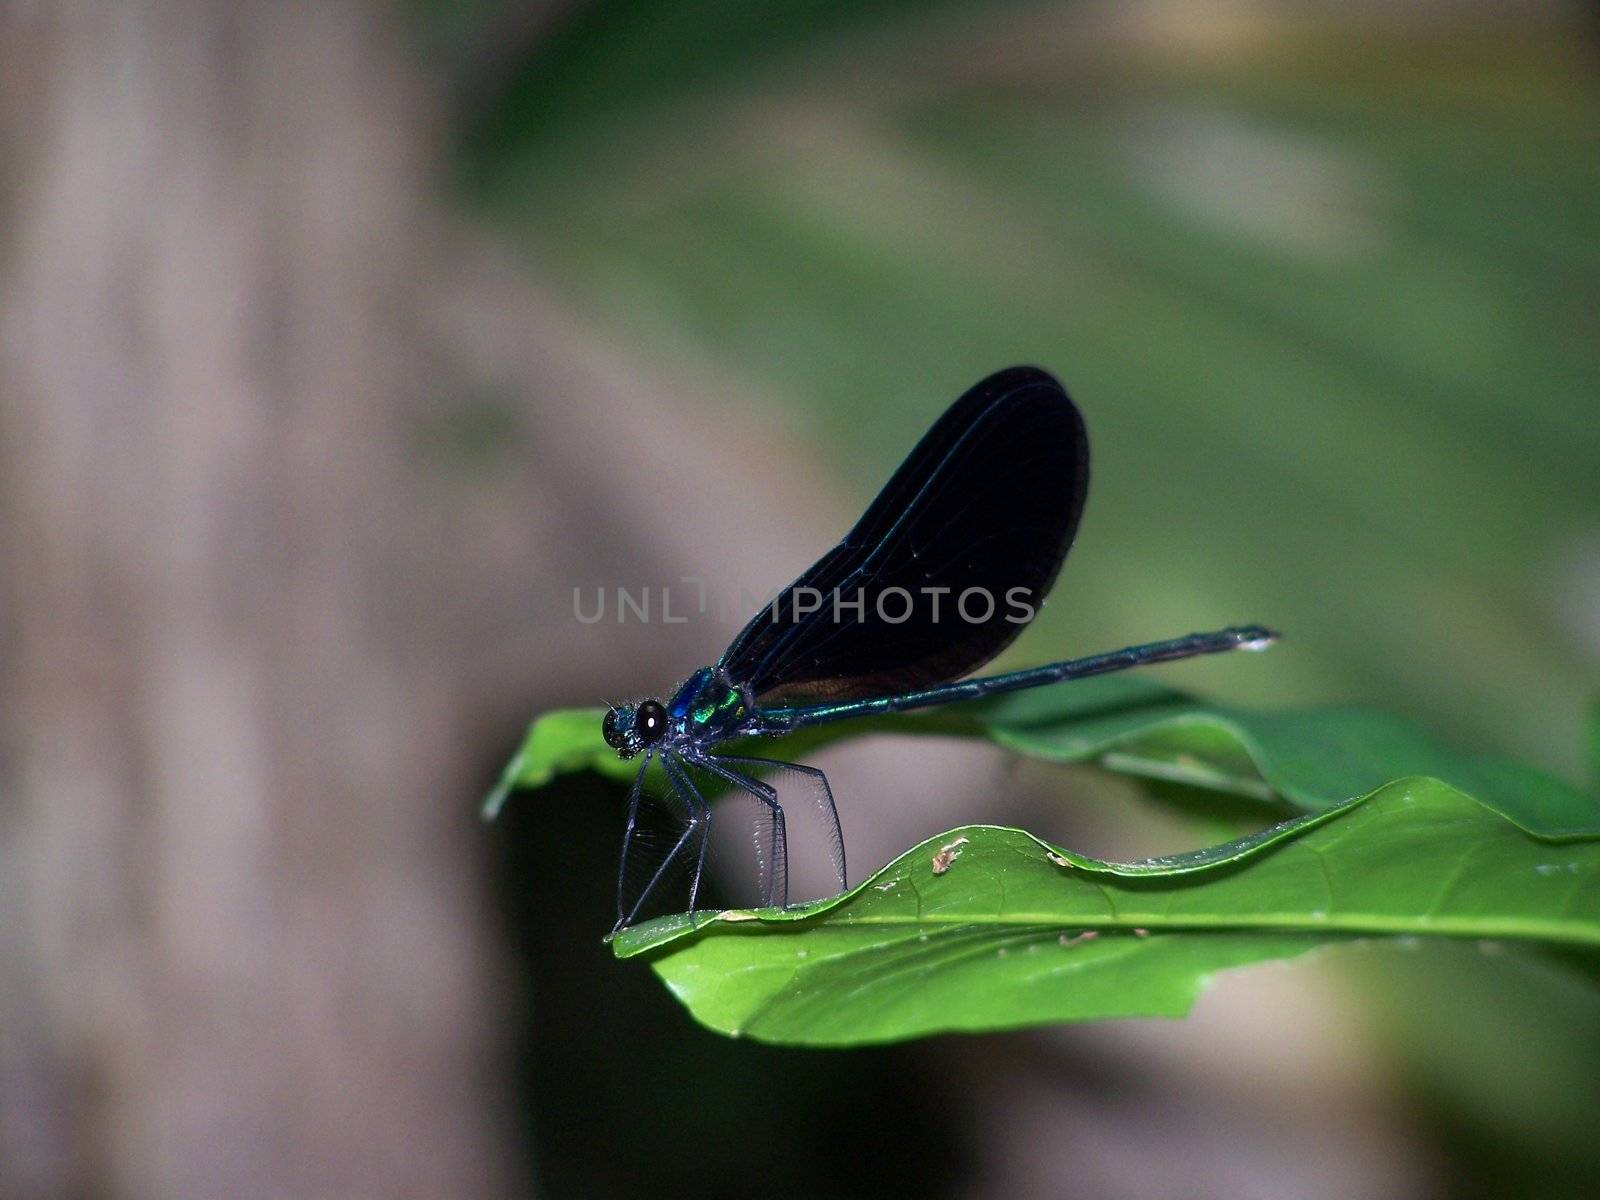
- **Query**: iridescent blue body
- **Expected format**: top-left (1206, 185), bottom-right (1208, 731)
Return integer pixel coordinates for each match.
top-left (668, 668), bottom-right (748, 740)
top-left (752, 626), bottom-right (1275, 733)
top-left (600, 368), bottom-right (1278, 931)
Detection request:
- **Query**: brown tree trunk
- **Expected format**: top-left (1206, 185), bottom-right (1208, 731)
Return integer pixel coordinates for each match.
top-left (0, 4), bottom-right (514, 1196)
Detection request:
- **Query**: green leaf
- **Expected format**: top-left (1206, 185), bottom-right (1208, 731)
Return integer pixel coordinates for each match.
top-left (485, 675), bottom-right (1600, 836)
top-left (485, 681), bottom-right (1600, 1044)
top-left (613, 779), bottom-right (1600, 1046)
top-left (974, 679), bottom-right (1600, 838)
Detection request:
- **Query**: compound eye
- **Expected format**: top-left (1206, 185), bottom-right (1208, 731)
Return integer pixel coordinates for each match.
top-left (634, 700), bottom-right (668, 745)
top-left (601, 708), bottom-right (628, 749)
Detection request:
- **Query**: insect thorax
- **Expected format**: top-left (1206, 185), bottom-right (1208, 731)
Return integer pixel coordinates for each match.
top-left (668, 666), bottom-right (750, 741)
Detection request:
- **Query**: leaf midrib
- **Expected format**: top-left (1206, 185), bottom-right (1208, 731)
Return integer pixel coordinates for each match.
top-left (678, 909), bottom-right (1600, 947)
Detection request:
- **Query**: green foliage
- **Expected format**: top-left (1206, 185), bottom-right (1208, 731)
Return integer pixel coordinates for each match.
top-left (613, 783), bottom-right (1598, 1045)
top-left (489, 679), bottom-right (1600, 1045)
top-left (486, 676), bottom-right (1599, 835)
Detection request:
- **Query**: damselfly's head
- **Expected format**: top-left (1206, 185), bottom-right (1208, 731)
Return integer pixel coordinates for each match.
top-left (602, 700), bottom-right (668, 759)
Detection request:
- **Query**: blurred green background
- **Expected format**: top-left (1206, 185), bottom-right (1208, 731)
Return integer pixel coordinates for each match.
top-left (448, 0), bottom-right (1600, 776)
top-left (445, 3), bottom-right (1600, 1198)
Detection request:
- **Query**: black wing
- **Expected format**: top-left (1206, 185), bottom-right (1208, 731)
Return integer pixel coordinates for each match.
top-left (718, 366), bottom-right (1089, 705)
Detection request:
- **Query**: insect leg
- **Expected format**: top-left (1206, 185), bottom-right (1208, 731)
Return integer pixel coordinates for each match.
top-left (615, 750), bottom-right (653, 928)
top-left (689, 754), bottom-right (789, 909)
top-left (662, 755), bottom-right (714, 923)
top-left (614, 753), bottom-right (705, 933)
top-left (711, 755), bottom-right (846, 893)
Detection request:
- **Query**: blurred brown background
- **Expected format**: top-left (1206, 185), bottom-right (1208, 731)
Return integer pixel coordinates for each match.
top-left (1, 2), bottom-right (1597, 1198)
